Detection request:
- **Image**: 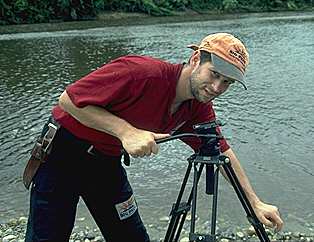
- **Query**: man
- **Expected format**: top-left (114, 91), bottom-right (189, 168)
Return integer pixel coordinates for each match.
top-left (25, 32), bottom-right (283, 242)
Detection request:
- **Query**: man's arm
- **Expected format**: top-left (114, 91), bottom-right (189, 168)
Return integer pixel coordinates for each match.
top-left (58, 91), bottom-right (169, 157)
top-left (221, 148), bottom-right (284, 231)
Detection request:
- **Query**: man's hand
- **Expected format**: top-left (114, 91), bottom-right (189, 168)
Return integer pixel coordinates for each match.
top-left (120, 128), bottom-right (170, 158)
top-left (253, 200), bottom-right (284, 232)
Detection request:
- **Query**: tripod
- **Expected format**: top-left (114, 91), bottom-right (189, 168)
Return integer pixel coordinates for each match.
top-left (122, 120), bottom-right (271, 242)
top-left (162, 121), bottom-right (270, 242)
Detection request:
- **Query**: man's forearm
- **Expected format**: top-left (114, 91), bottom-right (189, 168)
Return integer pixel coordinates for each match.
top-left (221, 148), bottom-right (260, 205)
top-left (58, 91), bottom-right (134, 139)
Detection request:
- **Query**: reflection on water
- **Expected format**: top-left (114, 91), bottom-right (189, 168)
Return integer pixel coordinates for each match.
top-left (0, 12), bottom-right (313, 238)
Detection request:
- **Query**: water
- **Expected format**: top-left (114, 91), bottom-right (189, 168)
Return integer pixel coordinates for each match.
top-left (0, 12), bottom-right (313, 239)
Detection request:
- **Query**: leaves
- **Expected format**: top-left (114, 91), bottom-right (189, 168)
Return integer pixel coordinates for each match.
top-left (0, 0), bottom-right (313, 25)
top-left (223, 0), bottom-right (239, 11)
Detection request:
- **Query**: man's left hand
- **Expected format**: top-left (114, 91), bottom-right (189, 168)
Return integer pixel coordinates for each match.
top-left (253, 200), bottom-right (284, 232)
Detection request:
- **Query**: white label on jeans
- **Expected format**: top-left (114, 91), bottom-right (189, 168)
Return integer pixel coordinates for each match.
top-left (115, 194), bottom-right (137, 220)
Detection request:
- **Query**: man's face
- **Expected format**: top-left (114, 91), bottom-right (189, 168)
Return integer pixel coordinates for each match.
top-left (190, 61), bottom-right (235, 103)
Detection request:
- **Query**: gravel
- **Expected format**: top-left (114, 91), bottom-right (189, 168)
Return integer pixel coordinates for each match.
top-left (1, 216), bottom-right (314, 242)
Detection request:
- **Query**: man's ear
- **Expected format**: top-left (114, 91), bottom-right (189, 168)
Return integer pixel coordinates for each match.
top-left (190, 50), bottom-right (201, 68)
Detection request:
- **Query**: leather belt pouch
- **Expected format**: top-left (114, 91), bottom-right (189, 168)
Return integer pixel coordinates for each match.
top-left (23, 121), bottom-right (59, 189)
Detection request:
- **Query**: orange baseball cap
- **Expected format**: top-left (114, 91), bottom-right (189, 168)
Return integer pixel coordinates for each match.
top-left (187, 33), bottom-right (249, 89)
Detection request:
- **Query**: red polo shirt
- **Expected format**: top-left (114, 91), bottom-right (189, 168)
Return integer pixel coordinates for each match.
top-left (52, 55), bottom-right (229, 156)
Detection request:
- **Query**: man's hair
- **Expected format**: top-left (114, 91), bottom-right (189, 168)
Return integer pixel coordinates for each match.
top-left (188, 50), bottom-right (212, 65)
top-left (199, 50), bottom-right (212, 64)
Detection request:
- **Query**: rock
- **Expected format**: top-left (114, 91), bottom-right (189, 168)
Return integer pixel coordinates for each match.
top-left (8, 218), bottom-right (18, 226)
top-left (18, 216), bottom-right (28, 224)
top-left (4, 228), bottom-right (13, 234)
top-left (220, 239), bottom-right (230, 242)
top-left (265, 228), bottom-right (274, 236)
top-left (78, 231), bottom-right (85, 238)
top-left (245, 226), bottom-right (255, 236)
top-left (86, 231), bottom-right (95, 240)
top-left (94, 236), bottom-right (104, 241)
top-left (159, 216), bottom-right (170, 222)
top-left (3, 235), bottom-right (17, 242)
top-left (180, 237), bottom-right (189, 242)
top-left (236, 231), bottom-right (245, 239)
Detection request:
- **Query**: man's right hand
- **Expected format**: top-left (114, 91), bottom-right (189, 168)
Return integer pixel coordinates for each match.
top-left (120, 128), bottom-right (170, 158)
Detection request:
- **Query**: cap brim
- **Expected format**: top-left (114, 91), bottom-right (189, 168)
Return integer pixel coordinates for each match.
top-left (210, 53), bottom-right (247, 90)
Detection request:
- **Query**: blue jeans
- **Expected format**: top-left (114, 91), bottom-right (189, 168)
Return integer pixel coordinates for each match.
top-left (25, 124), bottom-right (150, 242)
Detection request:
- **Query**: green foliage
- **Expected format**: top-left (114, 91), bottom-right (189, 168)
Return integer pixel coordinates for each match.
top-left (223, 0), bottom-right (239, 11)
top-left (0, 0), bottom-right (313, 25)
top-left (287, 0), bottom-right (298, 9)
top-left (188, 0), bottom-right (223, 11)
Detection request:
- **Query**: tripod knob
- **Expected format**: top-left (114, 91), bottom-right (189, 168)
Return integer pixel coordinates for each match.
top-left (198, 235), bottom-right (205, 241)
top-left (219, 155), bottom-right (230, 164)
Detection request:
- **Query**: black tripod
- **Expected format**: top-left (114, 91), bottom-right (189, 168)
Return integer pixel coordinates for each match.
top-left (122, 120), bottom-right (271, 242)
top-left (162, 121), bottom-right (270, 242)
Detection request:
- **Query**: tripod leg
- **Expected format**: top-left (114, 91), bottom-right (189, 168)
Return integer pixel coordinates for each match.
top-left (210, 167), bottom-right (219, 237)
top-left (175, 163), bottom-right (205, 242)
top-left (165, 162), bottom-right (193, 242)
top-left (190, 162), bottom-right (199, 234)
top-left (165, 161), bottom-right (206, 242)
top-left (221, 156), bottom-right (270, 242)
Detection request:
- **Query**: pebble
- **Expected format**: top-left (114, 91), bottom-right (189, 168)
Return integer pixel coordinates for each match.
top-left (245, 226), bottom-right (256, 236)
top-left (3, 235), bottom-right (17, 242)
top-left (18, 217), bottom-right (28, 223)
top-left (159, 216), bottom-right (170, 222)
top-left (4, 228), bottom-right (13, 234)
top-left (180, 237), bottom-right (189, 242)
top-left (85, 231), bottom-right (95, 240)
top-left (236, 231), bottom-right (245, 238)
top-left (0, 215), bottom-right (314, 241)
top-left (94, 236), bottom-right (104, 241)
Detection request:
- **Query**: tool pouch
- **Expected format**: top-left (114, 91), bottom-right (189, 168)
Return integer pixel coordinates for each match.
top-left (23, 121), bottom-right (59, 190)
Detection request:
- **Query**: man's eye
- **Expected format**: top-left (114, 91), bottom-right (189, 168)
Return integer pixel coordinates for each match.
top-left (224, 80), bottom-right (235, 85)
top-left (211, 70), bottom-right (220, 78)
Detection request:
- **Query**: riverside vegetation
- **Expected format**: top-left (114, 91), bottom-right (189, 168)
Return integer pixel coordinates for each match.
top-left (1, 0), bottom-right (314, 25)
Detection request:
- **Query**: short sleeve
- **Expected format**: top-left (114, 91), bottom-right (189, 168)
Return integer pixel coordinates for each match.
top-left (179, 101), bottom-right (230, 153)
top-left (66, 59), bottom-right (133, 108)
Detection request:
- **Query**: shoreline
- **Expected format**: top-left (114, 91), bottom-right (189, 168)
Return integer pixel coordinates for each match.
top-left (1, 216), bottom-right (313, 242)
top-left (0, 10), bottom-right (313, 35)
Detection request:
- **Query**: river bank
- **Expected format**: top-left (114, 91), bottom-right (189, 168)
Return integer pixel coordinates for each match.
top-left (0, 10), bottom-right (313, 34)
top-left (1, 215), bottom-right (313, 241)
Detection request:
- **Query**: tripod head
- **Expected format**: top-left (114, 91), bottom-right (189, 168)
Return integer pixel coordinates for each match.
top-left (121, 120), bottom-right (225, 166)
top-left (193, 120), bottom-right (223, 158)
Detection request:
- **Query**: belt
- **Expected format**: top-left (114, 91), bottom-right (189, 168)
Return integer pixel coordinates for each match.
top-left (86, 144), bottom-right (129, 166)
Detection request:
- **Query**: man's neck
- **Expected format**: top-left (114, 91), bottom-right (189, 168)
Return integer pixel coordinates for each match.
top-left (174, 64), bottom-right (194, 105)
